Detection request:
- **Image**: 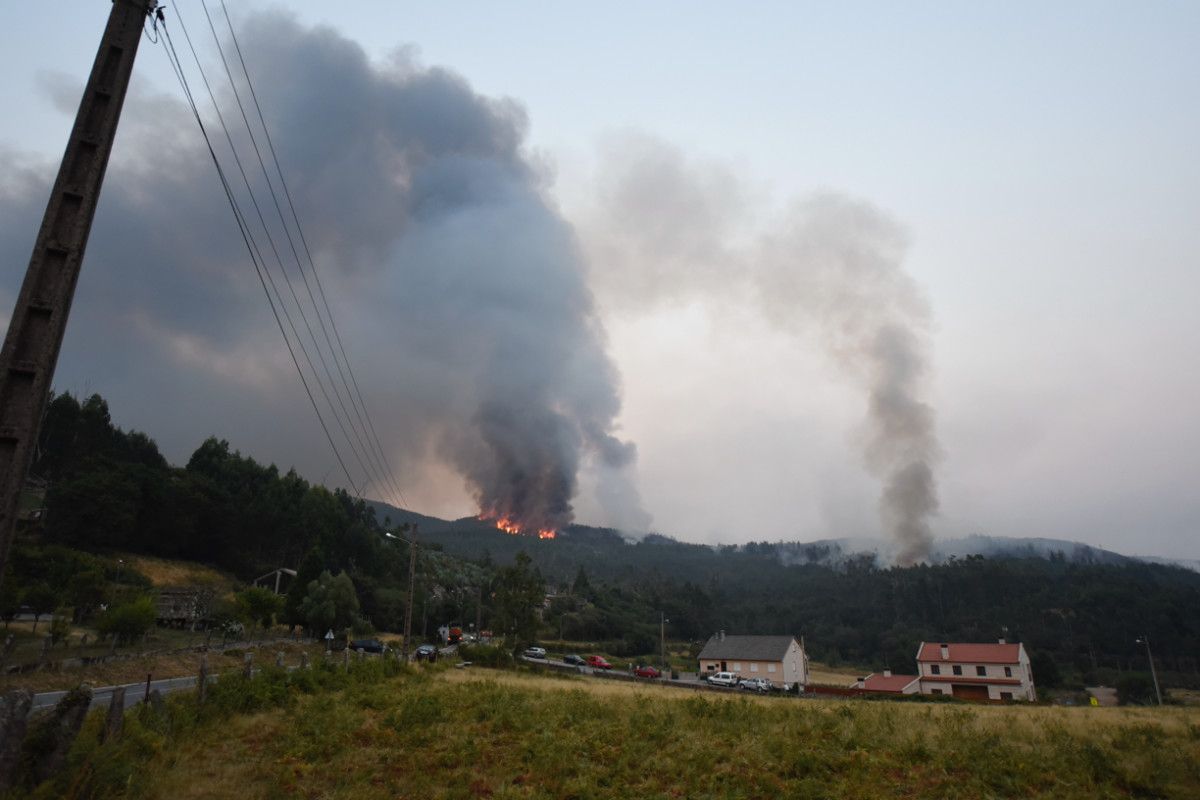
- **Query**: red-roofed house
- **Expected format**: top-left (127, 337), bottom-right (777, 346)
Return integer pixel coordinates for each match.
top-left (852, 670), bottom-right (919, 694)
top-left (916, 641), bottom-right (1036, 701)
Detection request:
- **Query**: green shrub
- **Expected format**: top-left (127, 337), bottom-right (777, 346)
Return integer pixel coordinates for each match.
top-left (458, 643), bottom-right (514, 668)
top-left (96, 597), bottom-right (156, 644)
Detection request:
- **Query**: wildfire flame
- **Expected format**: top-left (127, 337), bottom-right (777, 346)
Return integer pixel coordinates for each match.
top-left (480, 514), bottom-right (556, 540)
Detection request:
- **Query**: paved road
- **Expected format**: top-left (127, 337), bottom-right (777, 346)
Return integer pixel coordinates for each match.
top-left (32, 674), bottom-right (202, 712)
top-left (32, 644), bottom-right (459, 712)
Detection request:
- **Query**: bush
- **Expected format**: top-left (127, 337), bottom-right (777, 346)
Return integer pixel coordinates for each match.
top-left (97, 597), bottom-right (156, 644)
top-left (458, 643), bottom-right (514, 668)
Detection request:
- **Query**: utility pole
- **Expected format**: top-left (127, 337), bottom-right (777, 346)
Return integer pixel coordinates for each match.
top-left (660, 612), bottom-right (668, 668)
top-left (402, 524), bottom-right (418, 661)
top-left (1137, 635), bottom-right (1163, 706)
top-left (0, 0), bottom-right (157, 591)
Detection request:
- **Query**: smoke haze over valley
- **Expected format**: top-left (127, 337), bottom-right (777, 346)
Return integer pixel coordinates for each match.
top-left (1, 2), bottom-right (1198, 559)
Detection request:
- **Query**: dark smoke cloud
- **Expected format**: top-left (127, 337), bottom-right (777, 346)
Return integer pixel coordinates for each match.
top-left (0, 12), bottom-right (648, 535)
top-left (583, 136), bottom-right (939, 562)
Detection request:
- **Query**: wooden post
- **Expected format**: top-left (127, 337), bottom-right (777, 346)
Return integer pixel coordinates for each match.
top-left (103, 686), bottom-right (125, 742)
top-left (197, 654), bottom-right (208, 704)
top-left (242, 652), bottom-right (253, 679)
top-left (0, 689), bottom-right (32, 792)
top-left (34, 684), bottom-right (92, 784)
top-left (299, 652), bottom-right (308, 670)
top-left (275, 651), bottom-right (284, 668)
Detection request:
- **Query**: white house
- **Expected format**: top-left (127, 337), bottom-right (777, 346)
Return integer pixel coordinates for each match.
top-left (697, 633), bottom-right (808, 689)
top-left (915, 641), bottom-right (1036, 701)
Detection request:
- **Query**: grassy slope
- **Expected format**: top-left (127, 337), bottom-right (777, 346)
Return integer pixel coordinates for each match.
top-left (139, 668), bottom-right (1198, 800)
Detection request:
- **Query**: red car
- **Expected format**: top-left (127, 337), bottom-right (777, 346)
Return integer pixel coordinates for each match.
top-left (586, 655), bottom-right (612, 670)
top-left (633, 665), bottom-right (662, 678)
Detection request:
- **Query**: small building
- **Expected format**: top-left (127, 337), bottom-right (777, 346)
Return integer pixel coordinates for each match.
top-left (916, 640), bottom-right (1036, 702)
top-left (852, 670), bottom-right (920, 694)
top-left (697, 632), bottom-right (808, 689)
top-left (155, 587), bottom-right (214, 628)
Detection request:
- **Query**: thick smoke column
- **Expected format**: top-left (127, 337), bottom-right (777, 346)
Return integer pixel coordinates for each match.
top-left (585, 137), bottom-right (939, 561)
top-left (0, 13), bottom-right (648, 534)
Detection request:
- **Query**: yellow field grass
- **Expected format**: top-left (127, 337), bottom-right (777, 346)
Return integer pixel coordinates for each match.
top-left (116, 666), bottom-right (1200, 800)
top-left (120, 553), bottom-right (236, 591)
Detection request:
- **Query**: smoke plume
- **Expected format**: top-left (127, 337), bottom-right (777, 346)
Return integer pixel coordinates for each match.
top-left (584, 137), bottom-right (939, 562)
top-left (0, 12), bottom-right (647, 535)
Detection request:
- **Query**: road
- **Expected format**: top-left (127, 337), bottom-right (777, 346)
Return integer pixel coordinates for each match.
top-left (32, 674), bottom-right (201, 712)
top-left (31, 643), bottom-right (461, 712)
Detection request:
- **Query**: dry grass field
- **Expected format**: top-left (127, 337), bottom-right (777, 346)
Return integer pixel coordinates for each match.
top-left (25, 664), bottom-right (1195, 800)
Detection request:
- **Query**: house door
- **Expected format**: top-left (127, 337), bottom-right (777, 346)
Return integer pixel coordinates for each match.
top-left (952, 684), bottom-right (989, 701)
top-left (721, 661), bottom-right (727, 671)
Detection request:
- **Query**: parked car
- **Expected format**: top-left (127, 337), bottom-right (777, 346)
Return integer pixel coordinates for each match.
top-left (563, 654), bottom-right (586, 666)
top-left (739, 677), bottom-right (772, 693)
top-left (523, 646), bottom-right (547, 659)
top-left (706, 671), bottom-right (739, 687)
top-left (586, 655), bottom-right (613, 670)
top-left (349, 638), bottom-right (384, 654)
top-left (414, 644), bottom-right (438, 662)
top-left (633, 665), bottom-right (662, 679)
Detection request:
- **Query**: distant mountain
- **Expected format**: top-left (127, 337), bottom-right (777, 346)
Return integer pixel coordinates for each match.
top-left (777, 535), bottom-right (1200, 572)
top-left (365, 499), bottom-right (1197, 575)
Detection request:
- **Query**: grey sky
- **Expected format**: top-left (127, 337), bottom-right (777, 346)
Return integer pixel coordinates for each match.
top-left (1, 2), bottom-right (1197, 558)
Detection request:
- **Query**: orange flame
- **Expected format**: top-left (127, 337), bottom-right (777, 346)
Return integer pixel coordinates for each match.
top-left (479, 513), bottom-right (556, 540)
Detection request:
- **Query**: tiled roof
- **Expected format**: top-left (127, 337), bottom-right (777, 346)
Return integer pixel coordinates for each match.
top-left (917, 642), bottom-right (1022, 664)
top-left (697, 635), bottom-right (798, 662)
top-left (861, 673), bottom-right (919, 692)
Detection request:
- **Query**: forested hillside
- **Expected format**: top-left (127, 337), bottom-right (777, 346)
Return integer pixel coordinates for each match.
top-left (7, 391), bottom-right (1198, 692)
top-left (375, 502), bottom-right (1200, 689)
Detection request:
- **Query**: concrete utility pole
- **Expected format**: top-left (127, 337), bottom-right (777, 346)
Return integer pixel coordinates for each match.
top-left (0, 0), bottom-right (157, 591)
top-left (402, 524), bottom-right (418, 661)
top-left (1137, 635), bottom-right (1163, 706)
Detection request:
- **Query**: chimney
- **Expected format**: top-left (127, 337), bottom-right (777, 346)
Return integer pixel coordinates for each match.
top-left (998, 638), bottom-right (1007, 644)
top-left (719, 630), bottom-right (725, 641)
top-left (883, 669), bottom-right (892, 677)
top-left (939, 644), bottom-right (949, 660)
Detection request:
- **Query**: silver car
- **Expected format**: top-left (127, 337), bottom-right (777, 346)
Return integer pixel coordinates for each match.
top-left (739, 677), bottom-right (772, 693)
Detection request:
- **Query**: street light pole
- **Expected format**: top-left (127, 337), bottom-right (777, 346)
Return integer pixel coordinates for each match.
top-left (403, 524), bottom-right (418, 662)
top-left (660, 612), bottom-right (669, 668)
top-left (1136, 635), bottom-right (1163, 706)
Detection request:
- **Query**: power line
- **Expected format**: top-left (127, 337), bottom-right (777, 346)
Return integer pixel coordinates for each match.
top-left (170, 2), bottom-right (389, 504)
top-left (212, 0), bottom-right (410, 509)
top-left (158, 14), bottom-right (365, 501)
top-left (193, 0), bottom-right (399, 506)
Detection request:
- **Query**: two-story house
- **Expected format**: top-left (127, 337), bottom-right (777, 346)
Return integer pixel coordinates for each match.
top-left (915, 641), bottom-right (1036, 701)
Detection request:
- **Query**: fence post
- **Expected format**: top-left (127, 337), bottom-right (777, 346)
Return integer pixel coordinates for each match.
top-left (275, 651), bottom-right (284, 669)
top-left (299, 652), bottom-right (308, 670)
top-left (197, 654), bottom-right (209, 704)
top-left (0, 689), bottom-right (32, 791)
top-left (103, 686), bottom-right (125, 742)
top-left (243, 652), bottom-right (253, 679)
top-left (34, 684), bottom-right (92, 784)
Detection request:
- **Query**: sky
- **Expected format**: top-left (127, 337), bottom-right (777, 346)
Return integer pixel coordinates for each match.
top-left (1, 2), bottom-right (1198, 559)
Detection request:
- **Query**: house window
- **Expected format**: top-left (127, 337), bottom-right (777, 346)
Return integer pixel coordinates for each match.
top-left (931, 688), bottom-right (944, 695)
top-left (930, 665), bottom-right (940, 675)
top-left (976, 666), bottom-right (986, 677)
top-left (767, 664), bottom-right (777, 673)
top-left (952, 665), bottom-right (963, 676)
top-left (1000, 692), bottom-right (1014, 701)
top-left (750, 663), bottom-right (759, 672)
top-left (1004, 666), bottom-right (1012, 677)
top-left (732, 663), bottom-right (741, 672)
